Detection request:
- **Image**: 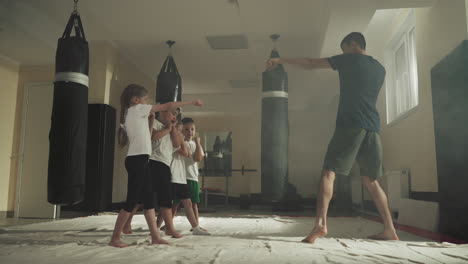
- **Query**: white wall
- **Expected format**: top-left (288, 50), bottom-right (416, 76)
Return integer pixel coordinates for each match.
top-left (0, 55), bottom-right (20, 216)
top-left (466, 0), bottom-right (468, 34)
top-left (105, 44), bottom-right (157, 202)
top-left (366, 0), bottom-right (468, 192)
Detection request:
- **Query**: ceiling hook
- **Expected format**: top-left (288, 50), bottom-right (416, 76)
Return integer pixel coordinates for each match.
top-left (166, 40), bottom-right (176, 55)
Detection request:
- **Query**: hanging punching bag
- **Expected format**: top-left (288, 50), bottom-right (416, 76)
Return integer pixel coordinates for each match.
top-left (261, 37), bottom-right (289, 201)
top-left (156, 41), bottom-right (182, 104)
top-left (48, 11), bottom-right (89, 205)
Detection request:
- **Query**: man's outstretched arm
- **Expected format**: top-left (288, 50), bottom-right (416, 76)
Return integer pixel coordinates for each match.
top-left (267, 58), bottom-right (331, 70)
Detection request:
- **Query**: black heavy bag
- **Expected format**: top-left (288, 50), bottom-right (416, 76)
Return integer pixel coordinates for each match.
top-left (48, 12), bottom-right (89, 205)
top-left (261, 49), bottom-right (289, 201)
top-left (156, 55), bottom-right (182, 103)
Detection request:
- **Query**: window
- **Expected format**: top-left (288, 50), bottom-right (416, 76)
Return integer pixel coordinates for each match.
top-left (385, 10), bottom-right (418, 124)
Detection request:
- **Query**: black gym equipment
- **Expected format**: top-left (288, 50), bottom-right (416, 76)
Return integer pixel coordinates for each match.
top-left (261, 34), bottom-right (289, 201)
top-left (48, 0), bottom-right (89, 205)
top-left (156, 40), bottom-right (182, 104)
top-left (431, 40), bottom-right (468, 241)
top-left (85, 104), bottom-right (116, 211)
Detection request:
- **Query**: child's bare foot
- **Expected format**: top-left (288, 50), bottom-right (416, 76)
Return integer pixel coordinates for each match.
top-left (192, 226), bottom-right (210, 235)
top-left (165, 229), bottom-right (183, 238)
top-left (190, 227), bottom-right (208, 232)
top-left (368, 230), bottom-right (399, 241)
top-left (151, 237), bottom-right (171, 245)
top-left (109, 240), bottom-right (129, 248)
top-left (301, 226), bottom-right (327, 244)
top-left (123, 226), bottom-right (132, 235)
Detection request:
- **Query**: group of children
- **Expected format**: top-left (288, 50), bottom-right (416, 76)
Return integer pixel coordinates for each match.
top-left (109, 84), bottom-right (209, 248)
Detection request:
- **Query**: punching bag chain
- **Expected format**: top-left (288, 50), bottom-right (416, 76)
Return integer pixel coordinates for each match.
top-left (270, 34), bottom-right (280, 50)
top-left (73, 0), bottom-right (79, 14)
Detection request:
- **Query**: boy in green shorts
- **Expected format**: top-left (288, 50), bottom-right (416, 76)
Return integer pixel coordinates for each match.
top-left (267, 32), bottom-right (399, 243)
top-left (157, 120), bottom-right (210, 235)
top-left (172, 117), bottom-right (208, 232)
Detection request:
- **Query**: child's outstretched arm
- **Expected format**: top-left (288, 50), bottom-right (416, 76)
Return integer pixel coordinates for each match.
top-left (266, 58), bottom-right (331, 70)
top-left (192, 137), bottom-right (204, 162)
top-left (152, 124), bottom-right (171, 141)
top-left (151, 100), bottom-right (203, 113)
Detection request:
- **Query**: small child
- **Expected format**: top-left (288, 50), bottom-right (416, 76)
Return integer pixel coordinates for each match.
top-left (147, 109), bottom-right (183, 238)
top-left (159, 119), bottom-right (210, 235)
top-left (173, 117), bottom-right (207, 231)
top-left (109, 84), bottom-right (203, 248)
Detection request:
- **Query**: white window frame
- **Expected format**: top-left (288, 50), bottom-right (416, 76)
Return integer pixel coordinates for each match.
top-left (384, 10), bottom-right (419, 125)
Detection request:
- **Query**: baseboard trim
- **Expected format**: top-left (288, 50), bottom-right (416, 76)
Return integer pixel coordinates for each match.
top-left (0, 211), bottom-right (14, 218)
top-left (361, 212), bottom-right (466, 244)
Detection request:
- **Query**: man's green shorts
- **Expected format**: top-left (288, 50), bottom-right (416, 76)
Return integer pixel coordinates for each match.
top-left (174, 180), bottom-right (200, 204)
top-left (323, 127), bottom-right (383, 179)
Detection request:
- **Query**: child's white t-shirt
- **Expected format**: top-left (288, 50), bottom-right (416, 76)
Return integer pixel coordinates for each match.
top-left (184, 140), bottom-right (203, 182)
top-left (125, 104), bottom-right (153, 156)
top-left (150, 119), bottom-right (173, 167)
top-left (171, 147), bottom-right (187, 184)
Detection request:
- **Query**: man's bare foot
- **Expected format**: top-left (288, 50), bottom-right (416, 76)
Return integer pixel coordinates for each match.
top-left (151, 237), bottom-right (171, 245)
top-left (109, 240), bottom-right (129, 248)
top-left (301, 226), bottom-right (327, 244)
top-left (368, 230), bottom-right (399, 241)
top-left (165, 229), bottom-right (183, 238)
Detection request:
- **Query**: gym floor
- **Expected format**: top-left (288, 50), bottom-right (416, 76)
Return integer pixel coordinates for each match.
top-left (1, 205), bottom-right (467, 264)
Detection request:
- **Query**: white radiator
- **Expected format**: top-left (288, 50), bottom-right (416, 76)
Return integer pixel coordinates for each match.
top-left (385, 169), bottom-right (411, 212)
top-left (398, 198), bottom-right (439, 231)
top-left (351, 177), bottom-right (363, 206)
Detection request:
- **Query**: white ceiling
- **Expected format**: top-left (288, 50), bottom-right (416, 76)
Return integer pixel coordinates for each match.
top-left (0, 0), bottom-right (435, 113)
top-left (0, 0), bottom-right (328, 80)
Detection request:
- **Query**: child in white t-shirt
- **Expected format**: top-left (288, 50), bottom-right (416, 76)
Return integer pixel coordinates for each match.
top-left (147, 109), bottom-right (182, 238)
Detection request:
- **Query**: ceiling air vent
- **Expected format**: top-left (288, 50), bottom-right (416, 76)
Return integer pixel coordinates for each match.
top-left (206, 34), bottom-right (248, 50)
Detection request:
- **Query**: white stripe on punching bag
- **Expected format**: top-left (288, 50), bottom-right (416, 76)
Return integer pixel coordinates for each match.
top-left (262, 91), bottom-right (288, 99)
top-left (55, 72), bottom-right (89, 88)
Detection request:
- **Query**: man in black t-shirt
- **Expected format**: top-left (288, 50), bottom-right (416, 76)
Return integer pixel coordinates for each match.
top-left (267, 32), bottom-right (399, 243)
